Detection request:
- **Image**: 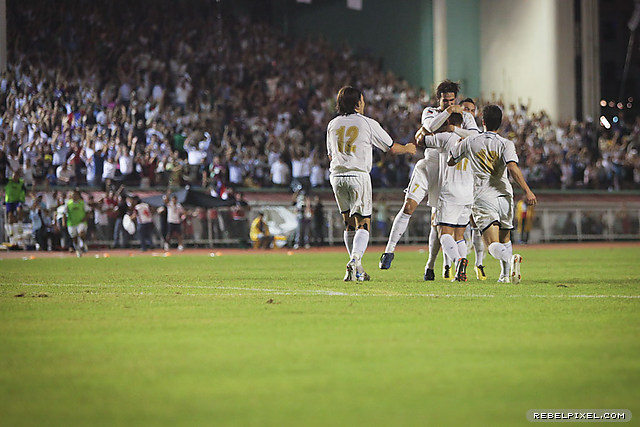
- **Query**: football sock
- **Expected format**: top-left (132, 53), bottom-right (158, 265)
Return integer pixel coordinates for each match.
top-left (440, 234), bottom-right (460, 265)
top-left (456, 239), bottom-right (468, 259)
top-left (351, 229), bottom-right (370, 261)
top-left (488, 242), bottom-right (511, 262)
top-left (384, 212), bottom-right (411, 253)
top-left (504, 241), bottom-right (513, 257)
top-left (426, 226), bottom-right (441, 269)
top-left (472, 228), bottom-right (485, 265)
top-left (343, 230), bottom-right (355, 257)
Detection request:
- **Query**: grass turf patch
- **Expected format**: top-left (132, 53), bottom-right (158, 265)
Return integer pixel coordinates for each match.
top-left (1, 246), bottom-right (639, 426)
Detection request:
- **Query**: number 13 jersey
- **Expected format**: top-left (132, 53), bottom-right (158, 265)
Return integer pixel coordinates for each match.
top-left (327, 113), bottom-right (393, 174)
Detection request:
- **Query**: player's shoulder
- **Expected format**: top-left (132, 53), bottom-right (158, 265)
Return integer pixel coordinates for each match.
top-left (422, 106), bottom-right (440, 116)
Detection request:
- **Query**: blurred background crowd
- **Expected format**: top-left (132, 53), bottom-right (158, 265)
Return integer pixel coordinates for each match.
top-left (1, 0), bottom-right (639, 251)
top-left (1, 0), bottom-right (638, 194)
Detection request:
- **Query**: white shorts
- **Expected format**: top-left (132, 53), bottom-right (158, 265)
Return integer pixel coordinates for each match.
top-left (472, 195), bottom-right (514, 232)
top-left (330, 172), bottom-right (372, 217)
top-left (404, 159), bottom-right (429, 204)
top-left (67, 222), bottom-right (88, 238)
top-left (436, 199), bottom-right (472, 227)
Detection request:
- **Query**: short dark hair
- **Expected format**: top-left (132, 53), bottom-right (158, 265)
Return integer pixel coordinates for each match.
top-left (435, 80), bottom-right (460, 99)
top-left (482, 105), bottom-right (503, 131)
top-left (448, 112), bottom-right (463, 127)
top-left (336, 86), bottom-right (362, 115)
top-left (460, 97), bottom-right (475, 105)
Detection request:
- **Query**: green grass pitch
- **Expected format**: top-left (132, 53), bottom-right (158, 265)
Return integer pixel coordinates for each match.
top-left (1, 246), bottom-right (639, 426)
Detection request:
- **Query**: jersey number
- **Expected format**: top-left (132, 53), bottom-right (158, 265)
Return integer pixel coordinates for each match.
top-left (455, 158), bottom-right (469, 171)
top-left (336, 126), bottom-right (358, 153)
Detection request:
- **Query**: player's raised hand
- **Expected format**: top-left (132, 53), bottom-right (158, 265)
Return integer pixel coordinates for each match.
top-left (447, 105), bottom-right (463, 114)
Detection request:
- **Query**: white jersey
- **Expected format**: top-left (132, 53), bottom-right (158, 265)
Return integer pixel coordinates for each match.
top-left (425, 132), bottom-right (474, 205)
top-left (424, 148), bottom-right (442, 207)
top-left (327, 113), bottom-right (393, 174)
top-left (449, 131), bottom-right (519, 200)
top-left (167, 202), bottom-right (185, 224)
top-left (421, 107), bottom-right (479, 134)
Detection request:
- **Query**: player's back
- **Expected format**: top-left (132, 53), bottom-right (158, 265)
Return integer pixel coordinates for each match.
top-left (426, 133), bottom-right (473, 205)
top-left (461, 131), bottom-right (517, 199)
top-left (327, 113), bottom-right (392, 174)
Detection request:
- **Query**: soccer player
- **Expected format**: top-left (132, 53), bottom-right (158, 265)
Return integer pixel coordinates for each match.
top-left (448, 105), bottom-right (537, 284)
top-left (379, 80), bottom-right (479, 279)
top-left (423, 113), bottom-right (474, 281)
top-left (63, 190), bottom-right (90, 257)
top-left (327, 86), bottom-right (416, 281)
top-left (459, 98), bottom-right (487, 280)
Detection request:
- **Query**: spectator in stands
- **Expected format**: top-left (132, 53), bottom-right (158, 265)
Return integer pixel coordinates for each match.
top-left (0, 0), bottom-right (637, 194)
top-left (55, 161), bottom-right (75, 186)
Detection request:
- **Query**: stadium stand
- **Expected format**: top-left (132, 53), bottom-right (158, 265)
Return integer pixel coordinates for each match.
top-left (1, 0), bottom-right (639, 250)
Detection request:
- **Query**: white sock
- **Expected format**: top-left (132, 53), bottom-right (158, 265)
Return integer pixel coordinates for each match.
top-left (426, 227), bottom-right (440, 269)
top-left (504, 241), bottom-right (513, 257)
top-left (440, 234), bottom-right (460, 266)
top-left (351, 229), bottom-right (370, 261)
top-left (457, 239), bottom-right (467, 259)
top-left (384, 212), bottom-right (411, 253)
top-left (488, 242), bottom-right (511, 262)
top-left (344, 230), bottom-right (355, 257)
top-left (472, 229), bottom-right (485, 266)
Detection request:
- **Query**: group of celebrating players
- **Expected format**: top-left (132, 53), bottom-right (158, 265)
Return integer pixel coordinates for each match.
top-left (326, 80), bottom-right (537, 284)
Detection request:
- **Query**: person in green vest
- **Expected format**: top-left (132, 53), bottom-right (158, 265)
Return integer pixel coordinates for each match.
top-left (63, 189), bottom-right (90, 257)
top-left (4, 171), bottom-right (26, 224)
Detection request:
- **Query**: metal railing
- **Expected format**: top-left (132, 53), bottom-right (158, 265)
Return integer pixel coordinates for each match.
top-left (3, 197), bottom-right (639, 250)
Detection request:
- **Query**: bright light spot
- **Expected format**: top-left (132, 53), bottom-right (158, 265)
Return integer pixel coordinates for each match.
top-left (629, 97), bottom-right (634, 102)
top-left (609, 101), bottom-right (615, 107)
top-left (613, 116), bottom-right (619, 123)
top-left (617, 103), bottom-right (624, 109)
top-left (600, 100), bottom-right (607, 107)
top-left (627, 103), bottom-right (633, 108)
top-left (600, 116), bottom-right (611, 129)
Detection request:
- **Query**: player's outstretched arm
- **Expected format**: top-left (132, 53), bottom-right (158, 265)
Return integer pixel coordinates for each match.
top-left (507, 162), bottom-right (537, 205)
top-left (414, 126), bottom-right (431, 144)
top-left (390, 142), bottom-right (417, 156)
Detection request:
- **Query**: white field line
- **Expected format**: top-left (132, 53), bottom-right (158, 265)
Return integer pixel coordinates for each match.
top-left (11, 283), bottom-right (640, 299)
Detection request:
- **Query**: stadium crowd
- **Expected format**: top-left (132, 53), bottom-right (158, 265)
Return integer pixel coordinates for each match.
top-left (1, 0), bottom-right (638, 197)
